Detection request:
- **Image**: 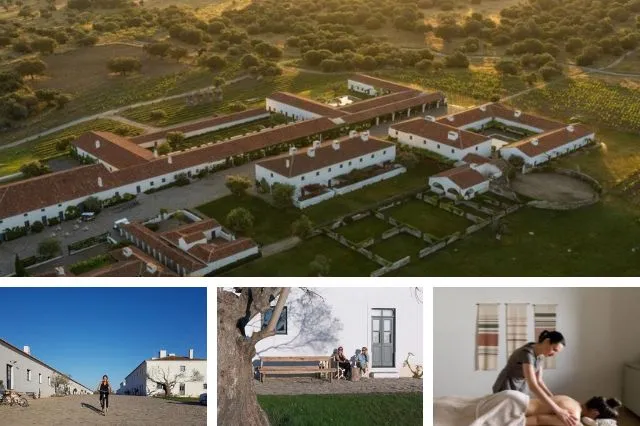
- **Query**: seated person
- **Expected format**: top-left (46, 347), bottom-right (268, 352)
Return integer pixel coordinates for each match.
top-left (333, 346), bottom-right (351, 379)
top-left (356, 347), bottom-right (369, 376)
top-left (526, 395), bottom-right (621, 426)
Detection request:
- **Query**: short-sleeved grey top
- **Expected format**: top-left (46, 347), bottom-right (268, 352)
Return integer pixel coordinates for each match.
top-left (492, 342), bottom-right (540, 394)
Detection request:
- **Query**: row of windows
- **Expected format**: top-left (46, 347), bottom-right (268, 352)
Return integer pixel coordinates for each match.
top-left (25, 370), bottom-right (52, 386)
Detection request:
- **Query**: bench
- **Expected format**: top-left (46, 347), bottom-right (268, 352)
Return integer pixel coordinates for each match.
top-left (258, 356), bottom-right (337, 383)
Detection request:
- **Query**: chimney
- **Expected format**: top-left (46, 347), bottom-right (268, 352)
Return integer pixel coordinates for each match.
top-left (54, 266), bottom-right (65, 276)
top-left (479, 104), bottom-right (487, 112)
top-left (146, 263), bottom-right (157, 274)
top-left (531, 138), bottom-right (539, 146)
top-left (122, 247), bottom-right (133, 258)
top-left (97, 177), bottom-right (103, 187)
top-left (189, 349), bottom-right (194, 359)
top-left (285, 159), bottom-right (290, 168)
top-left (23, 346), bottom-right (30, 355)
top-left (349, 130), bottom-right (358, 138)
top-left (168, 156), bottom-right (173, 164)
top-left (447, 131), bottom-right (459, 141)
top-left (159, 350), bottom-right (167, 358)
top-left (424, 115), bottom-right (436, 122)
top-left (95, 140), bottom-right (101, 149)
top-left (312, 140), bottom-right (321, 148)
top-left (289, 147), bottom-right (297, 156)
top-left (360, 131), bottom-right (369, 141)
top-left (153, 149), bottom-right (158, 158)
top-left (332, 140), bottom-right (340, 150)
top-left (446, 115), bottom-right (454, 122)
top-left (307, 148), bottom-right (315, 158)
top-left (514, 110), bottom-right (522, 118)
top-left (567, 125), bottom-right (574, 132)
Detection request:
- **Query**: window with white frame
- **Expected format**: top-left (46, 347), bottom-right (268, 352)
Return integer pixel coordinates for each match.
top-left (39, 373), bottom-right (42, 384)
top-left (27, 369), bottom-right (32, 381)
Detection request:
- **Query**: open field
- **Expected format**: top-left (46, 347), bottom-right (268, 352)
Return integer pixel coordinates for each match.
top-left (258, 393), bottom-right (422, 426)
top-left (0, 119), bottom-right (142, 176)
top-left (385, 200), bottom-right (472, 238)
top-left (337, 216), bottom-right (392, 243)
top-left (370, 233), bottom-right (427, 262)
top-left (225, 234), bottom-right (379, 277)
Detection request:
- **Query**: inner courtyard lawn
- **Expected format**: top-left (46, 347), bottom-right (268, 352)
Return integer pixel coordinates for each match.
top-left (336, 216), bottom-right (392, 243)
top-left (369, 233), bottom-right (428, 262)
top-left (224, 235), bottom-right (379, 277)
top-left (258, 393), bottom-right (423, 426)
top-left (390, 197), bottom-right (640, 277)
top-left (386, 200), bottom-right (472, 238)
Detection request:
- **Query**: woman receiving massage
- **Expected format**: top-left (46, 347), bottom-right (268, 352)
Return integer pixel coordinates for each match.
top-left (525, 394), bottom-right (621, 426)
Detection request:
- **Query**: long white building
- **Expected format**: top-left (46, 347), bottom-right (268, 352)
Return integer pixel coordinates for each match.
top-left (117, 349), bottom-right (206, 397)
top-left (0, 339), bottom-right (93, 397)
top-left (247, 287), bottom-right (424, 378)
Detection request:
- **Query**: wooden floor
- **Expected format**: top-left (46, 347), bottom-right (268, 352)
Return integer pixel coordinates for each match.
top-left (620, 408), bottom-right (640, 426)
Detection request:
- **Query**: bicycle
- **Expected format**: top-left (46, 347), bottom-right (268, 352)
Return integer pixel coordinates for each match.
top-left (0, 391), bottom-right (29, 407)
top-left (98, 390), bottom-right (109, 415)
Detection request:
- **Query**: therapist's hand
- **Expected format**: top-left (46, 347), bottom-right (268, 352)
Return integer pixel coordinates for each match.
top-left (555, 408), bottom-right (579, 426)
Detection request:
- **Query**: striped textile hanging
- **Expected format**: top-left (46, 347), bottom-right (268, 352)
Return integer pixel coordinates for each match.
top-left (506, 303), bottom-right (529, 361)
top-left (534, 304), bottom-right (558, 370)
top-left (476, 303), bottom-right (500, 371)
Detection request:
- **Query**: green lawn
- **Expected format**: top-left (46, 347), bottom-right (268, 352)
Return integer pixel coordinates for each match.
top-left (370, 233), bottom-right (428, 262)
top-left (387, 200), bottom-right (472, 238)
top-left (337, 216), bottom-right (392, 243)
top-left (391, 197), bottom-right (640, 276)
top-left (195, 194), bottom-right (301, 246)
top-left (304, 160), bottom-right (445, 225)
top-left (225, 235), bottom-right (379, 276)
top-left (258, 393), bottom-right (423, 426)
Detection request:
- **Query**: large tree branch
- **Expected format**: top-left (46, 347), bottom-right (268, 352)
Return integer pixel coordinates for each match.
top-left (250, 288), bottom-right (290, 345)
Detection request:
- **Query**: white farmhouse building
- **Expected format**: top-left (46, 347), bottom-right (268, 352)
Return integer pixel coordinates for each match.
top-left (499, 124), bottom-right (595, 166)
top-left (0, 339), bottom-right (93, 397)
top-left (73, 131), bottom-right (156, 172)
top-left (266, 92), bottom-right (347, 121)
top-left (254, 131), bottom-right (396, 196)
top-left (117, 349), bottom-right (206, 397)
top-left (428, 154), bottom-right (504, 200)
top-left (246, 287), bottom-right (424, 378)
top-left (389, 116), bottom-right (493, 160)
top-left (347, 74), bottom-right (414, 96)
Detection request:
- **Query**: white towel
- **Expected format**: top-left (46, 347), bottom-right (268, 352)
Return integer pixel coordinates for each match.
top-left (472, 391), bottom-right (529, 426)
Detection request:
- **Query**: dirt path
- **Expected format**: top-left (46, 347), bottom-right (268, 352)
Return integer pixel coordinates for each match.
top-left (0, 395), bottom-right (206, 426)
top-left (261, 236), bottom-right (301, 258)
top-left (254, 377), bottom-right (422, 395)
top-left (107, 114), bottom-right (161, 133)
top-left (511, 173), bottom-right (597, 203)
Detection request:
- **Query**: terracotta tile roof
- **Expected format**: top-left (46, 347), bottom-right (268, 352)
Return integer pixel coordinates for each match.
top-left (160, 218), bottom-right (220, 246)
top-left (342, 92), bottom-right (445, 125)
top-left (461, 153), bottom-right (493, 165)
top-left (130, 108), bottom-right (268, 145)
top-left (437, 103), bottom-right (564, 132)
top-left (505, 124), bottom-right (594, 158)
top-left (267, 92), bottom-right (347, 118)
top-left (256, 134), bottom-right (394, 178)
top-left (187, 238), bottom-right (257, 263)
top-left (72, 131), bottom-right (154, 169)
top-left (431, 165), bottom-right (487, 190)
top-left (339, 90), bottom-right (421, 113)
top-left (390, 117), bottom-right (490, 149)
top-left (106, 245), bottom-right (177, 277)
top-left (349, 74), bottom-right (414, 92)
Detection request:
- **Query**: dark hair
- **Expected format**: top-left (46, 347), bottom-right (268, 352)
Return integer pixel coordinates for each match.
top-left (585, 396), bottom-right (622, 419)
top-left (102, 375), bottom-right (108, 380)
top-left (538, 330), bottom-right (565, 345)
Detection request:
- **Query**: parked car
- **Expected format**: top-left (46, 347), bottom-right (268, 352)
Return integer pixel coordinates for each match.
top-left (113, 218), bottom-right (129, 229)
top-left (199, 392), bottom-right (207, 406)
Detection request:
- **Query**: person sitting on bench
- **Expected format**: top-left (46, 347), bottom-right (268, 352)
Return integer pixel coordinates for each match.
top-left (334, 346), bottom-right (351, 379)
top-left (357, 347), bottom-right (369, 376)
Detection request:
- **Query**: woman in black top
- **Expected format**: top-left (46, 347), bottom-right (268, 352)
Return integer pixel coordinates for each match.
top-left (97, 375), bottom-right (113, 414)
top-left (334, 347), bottom-right (352, 379)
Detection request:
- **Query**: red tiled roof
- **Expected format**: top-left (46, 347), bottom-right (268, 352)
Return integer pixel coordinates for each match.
top-left (160, 219), bottom-right (220, 246)
top-left (130, 108), bottom-right (268, 145)
top-left (505, 124), bottom-right (594, 157)
top-left (256, 134), bottom-right (393, 178)
top-left (187, 238), bottom-right (257, 263)
top-left (349, 74), bottom-right (414, 93)
top-left (431, 165), bottom-right (487, 190)
top-left (437, 103), bottom-right (564, 131)
top-left (462, 153), bottom-right (493, 165)
top-left (391, 117), bottom-right (490, 149)
top-left (338, 90), bottom-right (421, 113)
top-left (72, 131), bottom-right (154, 169)
top-left (342, 92), bottom-right (445, 125)
top-left (267, 92), bottom-right (347, 118)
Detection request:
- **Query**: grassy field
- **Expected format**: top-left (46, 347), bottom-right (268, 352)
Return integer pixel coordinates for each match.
top-left (391, 197), bottom-right (640, 276)
top-left (370, 233), bottom-right (428, 262)
top-left (337, 216), bottom-right (392, 243)
top-left (225, 235), bottom-right (379, 277)
top-left (258, 393), bottom-right (423, 426)
top-left (195, 194), bottom-right (303, 246)
top-left (386, 200), bottom-right (472, 238)
top-left (0, 119), bottom-right (142, 176)
top-left (122, 69), bottom-right (348, 126)
top-left (304, 160), bottom-right (445, 225)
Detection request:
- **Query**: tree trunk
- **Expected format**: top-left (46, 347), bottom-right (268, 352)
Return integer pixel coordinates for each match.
top-left (217, 295), bottom-right (271, 426)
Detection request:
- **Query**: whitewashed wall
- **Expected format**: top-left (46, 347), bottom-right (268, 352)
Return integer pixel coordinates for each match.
top-left (347, 80), bottom-right (377, 96)
top-left (390, 128), bottom-right (492, 161)
top-left (75, 147), bottom-right (119, 172)
top-left (499, 134), bottom-right (593, 166)
top-left (428, 176), bottom-right (489, 200)
top-left (192, 245), bottom-right (259, 276)
top-left (266, 99), bottom-right (322, 121)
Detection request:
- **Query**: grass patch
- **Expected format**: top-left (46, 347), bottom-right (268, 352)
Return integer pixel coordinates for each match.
top-left (391, 197), bottom-right (640, 276)
top-left (0, 119), bottom-right (142, 176)
top-left (225, 235), bottom-right (379, 277)
top-left (387, 200), bottom-right (471, 238)
top-left (370, 233), bottom-right (427, 262)
top-left (195, 194), bottom-right (301, 246)
top-left (157, 396), bottom-right (200, 403)
top-left (337, 216), bottom-right (392, 243)
top-left (304, 160), bottom-right (445, 224)
top-left (258, 393), bottom-right (423, 426)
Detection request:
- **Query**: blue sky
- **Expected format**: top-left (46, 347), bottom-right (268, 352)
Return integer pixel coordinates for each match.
top-left (0, 287), bottom-right (206, 390)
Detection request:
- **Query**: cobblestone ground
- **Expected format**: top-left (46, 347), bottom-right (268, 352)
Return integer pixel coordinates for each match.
top-left (0, 395), bottom-right (206, 426)
top-left (254, 377), bottom-right (422, 395)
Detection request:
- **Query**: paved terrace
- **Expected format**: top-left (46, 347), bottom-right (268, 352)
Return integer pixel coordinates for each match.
top-left (254, 377), bottom-right (422, 395)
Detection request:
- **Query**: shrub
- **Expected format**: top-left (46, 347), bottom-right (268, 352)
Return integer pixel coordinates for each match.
top-left (65, 206), bottom-right (80, 220)
top-left (38, 237), bottom-right (61, 258)
top-left (444, 51), bottom-right (469, 68)
top-left (69, 254), bottom-right (112, 275)
top-left (107, 57), bottom-right (142, 76)
top-left (225, 175), bottom-right (251, 196)
top-left (291, 215), bottom-right (314, 239)
top-left (82, 196), bottom-right (102, 213)
top-left (226, 207), bottom-right (254, 235)
top-left (272, 183), bottom-right (295, 209)
top-left (48, 217), bottom-right (60, 226)
top-left (175, 173), bottom-right (190, 186)
top-left (31, 221), bottom-right (44, 233)
top-left (507, 155), bottom-right (525, 168)
top-left (157, 143), bottom-right (171, 155)
top-left (397, 151), bottom-right (419, 169)
top-left (20, 161), bottom-right (51, 177)
top-left (144, 222), bottom-right (160, 231)
top-left (150, 109), bottom-right (167, 120)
